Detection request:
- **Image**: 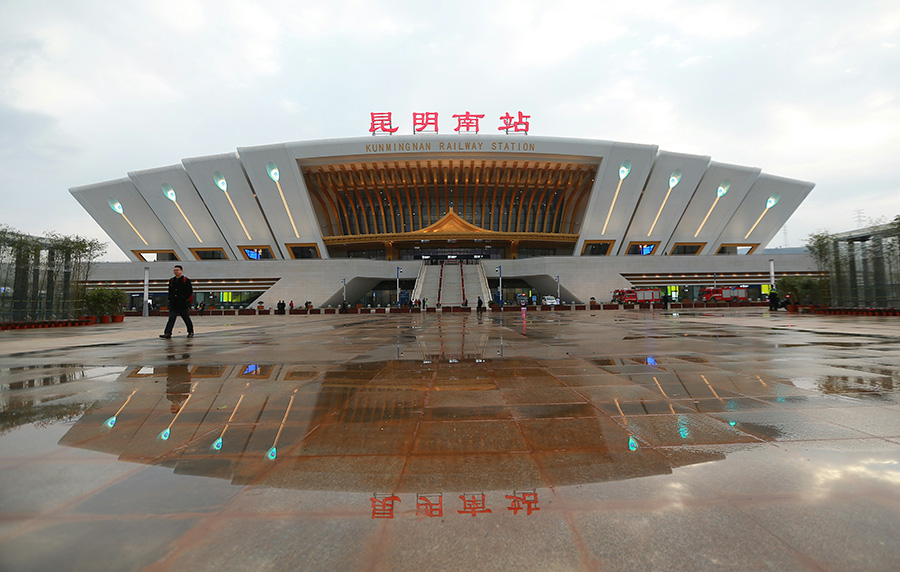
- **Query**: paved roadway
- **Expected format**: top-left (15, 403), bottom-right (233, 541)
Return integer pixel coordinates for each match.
top-left (1, 309), bottom-right (899, 571)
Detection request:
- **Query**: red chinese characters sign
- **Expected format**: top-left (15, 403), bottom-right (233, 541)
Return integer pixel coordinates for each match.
top-left (370, 493), bottom-right (401, 519)
top-left (416, 493), bottom-right (443, 517)
top-left (369, 490), bottom-right (540, 519)
top-left (369, 111), bottom-right (530, 135)
top-left (505, 489), bottom-right (540, 515)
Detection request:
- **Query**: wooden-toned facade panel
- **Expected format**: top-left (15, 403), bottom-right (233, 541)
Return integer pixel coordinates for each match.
top-left (302, 160), bottom-right (596, 240)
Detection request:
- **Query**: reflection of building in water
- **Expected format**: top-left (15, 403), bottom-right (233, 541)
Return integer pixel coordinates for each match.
top-left (166, 365), bottom-right (191, 413)
top-left (58, 358), bottom-right (770, 492)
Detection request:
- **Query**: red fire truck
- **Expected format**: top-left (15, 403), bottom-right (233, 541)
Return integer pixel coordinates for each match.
top-left (699, 287), bottom-right (748, 302)
top-left (612, 289), bottom-right (662, 303)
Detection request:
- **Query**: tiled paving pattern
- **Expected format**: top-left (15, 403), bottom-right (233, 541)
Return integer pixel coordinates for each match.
top-left (1, 309), bottom-right (899, 571)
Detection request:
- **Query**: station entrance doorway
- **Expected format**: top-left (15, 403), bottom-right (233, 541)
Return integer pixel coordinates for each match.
top-left (398, 246), bottom-right (504, 261)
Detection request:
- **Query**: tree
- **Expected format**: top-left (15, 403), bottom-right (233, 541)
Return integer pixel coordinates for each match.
top-left (805, 230), bottom-right (833, 272)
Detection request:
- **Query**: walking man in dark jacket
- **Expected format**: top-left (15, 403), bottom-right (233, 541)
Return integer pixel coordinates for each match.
top-left (160, 265), bottom-right (194, 338)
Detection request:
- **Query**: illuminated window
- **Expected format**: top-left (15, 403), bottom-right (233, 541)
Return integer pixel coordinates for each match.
top-left (243, 247), bottom-right (274, 260)
top-left (240, 364), bottom-right (274, 378)
top-left (626, 243), bottom-right (657, 255)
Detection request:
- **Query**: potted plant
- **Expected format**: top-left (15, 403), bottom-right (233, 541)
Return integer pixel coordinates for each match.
top-left (84, 287), bottom-right (127, 323)
top-left (106, 289), bottom-right (128, 322)
top-left (84, 288), bottom-right (109, 323)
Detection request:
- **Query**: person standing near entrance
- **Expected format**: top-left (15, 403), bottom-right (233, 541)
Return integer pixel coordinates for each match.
top-left (477, 296), bottom-right (484, 314)
top-left (160, 265), bottom-right (194, 339)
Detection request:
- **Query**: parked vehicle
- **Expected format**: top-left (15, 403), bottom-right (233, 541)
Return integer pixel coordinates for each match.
top-left (541, 295), bottom-right (559, 306)
top-left (699, 287), bottom-right (748, 302)
top-left (611, 289), bottom-right (661, 303)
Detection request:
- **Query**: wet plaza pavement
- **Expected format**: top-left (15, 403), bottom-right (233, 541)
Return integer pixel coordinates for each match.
top-left (1, 308), bottom-right (900, 571)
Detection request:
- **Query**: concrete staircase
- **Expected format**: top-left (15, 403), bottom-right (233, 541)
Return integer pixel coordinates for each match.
top-left (416, 265), bottom-right (442, 306)
top-left (440, 261), bottom-right (464, 306)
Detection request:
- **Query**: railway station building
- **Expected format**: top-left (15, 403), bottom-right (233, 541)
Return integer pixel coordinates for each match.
top-left (70, 134), bottom-right (818, 309)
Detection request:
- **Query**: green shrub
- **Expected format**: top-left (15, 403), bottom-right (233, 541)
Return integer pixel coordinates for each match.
top-left (84, 287), bottom-right (128, 316)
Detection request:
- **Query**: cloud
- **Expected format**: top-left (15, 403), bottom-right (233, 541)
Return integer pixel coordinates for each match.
top-left (678, 55), bottom-right (712, 67)
top-left (0, 0), bottom-right (899, 258)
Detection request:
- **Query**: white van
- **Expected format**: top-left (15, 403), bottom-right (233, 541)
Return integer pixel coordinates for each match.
top-left (541, 295), bottom-right (559, 306)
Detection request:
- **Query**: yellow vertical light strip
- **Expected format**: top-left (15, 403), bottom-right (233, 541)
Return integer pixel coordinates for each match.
top-left (700, 375), bottom-right (721, 399)
top-left (695, 196), bottom-right (721, 237)
top-left (113, 390), bottom-right (137, 417)
top-left (744, 208), bottom-right (768, 239)
top-left (745, 195), bottom-right (779, 240)
top-left (121, 213), bottom-right (148, 245)
top-left (648, 186), bottom-right (674, 236)
top-left (653, 376), bottom-right (670, 398)
top-left (166, 389), bottom-right (194, 431)
top-left (224, 190), bottom-right (251, 240)
top-left (275, 180), bottom-right (299, 238)
top-left (173, 200), bottom-right (202, 242)
top-left (219, 393), bottom-right (245, 440)
top-left (602, 178), bottom-right (623, 235)
top-left (270, 393), bottom-right (296, 452)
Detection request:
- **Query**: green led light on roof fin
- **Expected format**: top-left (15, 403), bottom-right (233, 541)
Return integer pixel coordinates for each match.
top-left (266, 162), bottom-right (280, 182)
top-left (717, 181), bottom-right (730, 197)
top-left (162, 184), bottom-right (177, 202)
top-left (766, 194), bottom-right (780, 209)
top-left (108, 199), bottom-right (124, 214)
top-left (213, 172), bottom-right (227, 192)
top-left (669, 170), bottom-right (682, 188)
top-left (618, 160), bottom-right (632, 180)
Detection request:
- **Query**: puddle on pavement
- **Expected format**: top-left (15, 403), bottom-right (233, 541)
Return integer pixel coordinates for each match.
top-left (38, 359), bottom-right (752, 492)
top-left (2, 314), bottom-right (899, 513)
top-left (0, 352), bottom-right (892, 498)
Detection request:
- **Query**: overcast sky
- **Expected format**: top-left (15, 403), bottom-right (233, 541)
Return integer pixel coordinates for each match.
top-left (2, 0), bottom-right (898, 261)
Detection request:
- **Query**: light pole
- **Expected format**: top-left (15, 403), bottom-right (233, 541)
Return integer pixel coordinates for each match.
top-left (556, 275), bottom-right (560, 302)
top-left (342, 278), bottom-right (347, 305)
top-left (142, 266), bottom-right (150, 318)
top-left (496, 265), bottom-right (502, 306)
top-left (396, 266), bottom-right (402, 308)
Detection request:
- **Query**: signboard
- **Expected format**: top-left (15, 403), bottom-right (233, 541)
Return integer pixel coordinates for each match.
top-left (369, 111), bottom-right (530, 135)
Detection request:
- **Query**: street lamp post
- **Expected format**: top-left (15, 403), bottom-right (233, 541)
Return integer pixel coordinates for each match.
top-left (143, 266), bottom-right (150, 318)
top-left (396, 267), bottom-right (402, 308)
top-left (496, 265), bottom-right (502, 306)
top-left (342, 278), bottom-right (347, 304)
top-left (556, 275), bottom-right (560, 302)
